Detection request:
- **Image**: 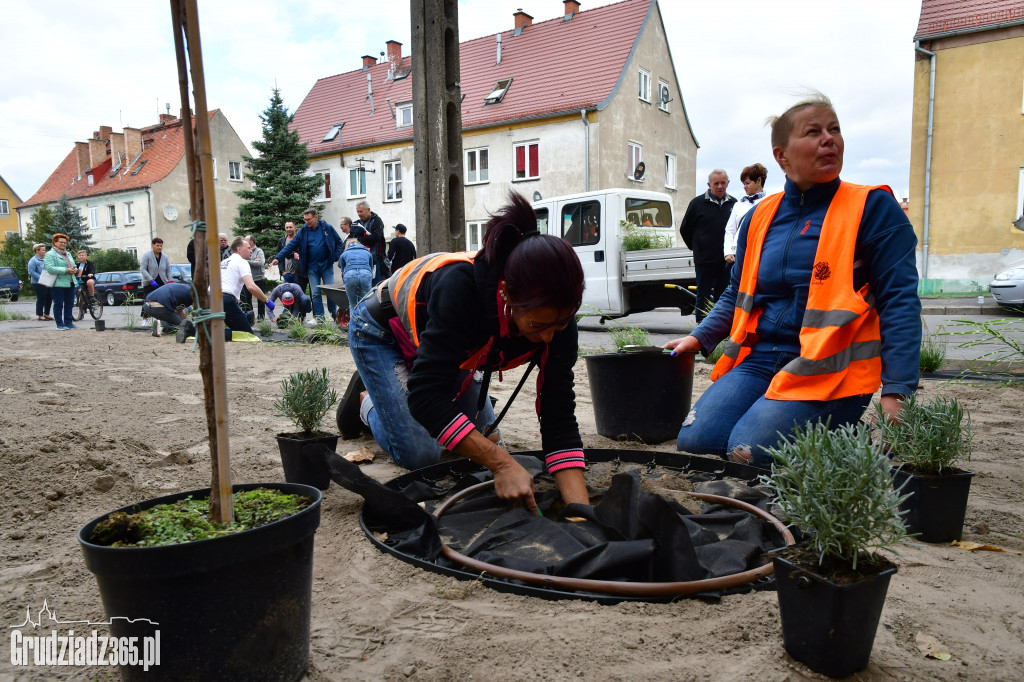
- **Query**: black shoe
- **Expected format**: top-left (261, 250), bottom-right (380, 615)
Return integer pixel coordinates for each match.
top-left (176, 320), bottom-right (195, 344)
top-left (337, 371), bottom-right (365, 440)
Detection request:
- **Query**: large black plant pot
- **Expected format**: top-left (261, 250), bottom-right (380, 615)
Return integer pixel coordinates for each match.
top-left (276, 432), bottom-right (339, 490)
top-left (773, 555), bottom-right (896, 679)
top-left (584, 347), bottom-right (695, 443)
top-left (78, 482), bottom-right (322, 682)
top-left (892, 467), bottom-right (974, 543)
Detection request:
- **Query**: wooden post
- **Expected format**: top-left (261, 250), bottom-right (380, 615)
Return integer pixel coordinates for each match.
top-left (169, 0), bottom-right (233, 523)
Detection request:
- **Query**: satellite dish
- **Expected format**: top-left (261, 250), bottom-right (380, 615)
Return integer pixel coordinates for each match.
top-left (163, 205), bottom-right (178, 221)
top-left (633, 161), bottom-right (646, 181)
top-left (660, 85), bottom-right (670, 104)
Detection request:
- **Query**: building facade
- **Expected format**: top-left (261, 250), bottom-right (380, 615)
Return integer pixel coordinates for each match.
top-left (0, 174), bottom-right (22, 247)
top-left (17, 110), bottom-right (251, 263)
top-left (910, 0), bottom-right (1024, 288)
top-left (291, 0), bottom-right (697, 250)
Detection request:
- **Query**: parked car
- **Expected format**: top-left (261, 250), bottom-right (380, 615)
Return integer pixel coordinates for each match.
top-left (989, 259), bottom-right (1024, 311)
top-left (0, 266), bottom-right (21, 301)
top-left (171, 263), bottom-right (192, 283)
top-left (95, 271), bottom-right (145, 306)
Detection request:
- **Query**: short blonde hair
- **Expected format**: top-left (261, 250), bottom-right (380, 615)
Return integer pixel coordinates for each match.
top-left (767, 92), bottom-right (835, 150)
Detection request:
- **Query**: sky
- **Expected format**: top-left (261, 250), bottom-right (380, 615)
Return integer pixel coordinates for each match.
top-left (0, 0), bottom-right (923, 205)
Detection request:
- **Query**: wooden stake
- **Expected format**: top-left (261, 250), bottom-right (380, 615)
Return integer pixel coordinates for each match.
top-left (170, 0), bottom-right (233, 522)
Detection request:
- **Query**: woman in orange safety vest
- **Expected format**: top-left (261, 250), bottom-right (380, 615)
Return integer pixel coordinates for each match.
top-left (663, 93), bottom-right (921, 467)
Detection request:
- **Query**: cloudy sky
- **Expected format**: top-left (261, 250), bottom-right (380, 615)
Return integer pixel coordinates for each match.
top-left (0, 0), bottom-right (923, 205)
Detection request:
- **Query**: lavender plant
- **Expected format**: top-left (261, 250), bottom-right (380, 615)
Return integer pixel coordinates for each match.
top-left (875, 395), bottom-right (972, 476)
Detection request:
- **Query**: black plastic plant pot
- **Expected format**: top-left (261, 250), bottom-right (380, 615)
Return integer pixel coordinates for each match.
top-left (892, 467), bottom-right (974, 543)
top-left (773, 555), bottom-right (896, 679)
top-left (276, 433), bottom-right (339, 490)
top-left (77, 482), bottom-right (322, 682)
top-left (584, 347), bottom-right (696, 443)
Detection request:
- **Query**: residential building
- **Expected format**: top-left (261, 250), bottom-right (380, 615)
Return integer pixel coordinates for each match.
top-left (910, 0), bottom-right (1024, 289)
top-left (17, 110), bottom-right (252, 262)
top-left (0, 174), bottom-right (21, 247)
top-left (291, 0), bottom-right (697, 250)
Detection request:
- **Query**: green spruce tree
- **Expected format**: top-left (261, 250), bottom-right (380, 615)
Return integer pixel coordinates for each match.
top-left (25, 202), bottom-right (57, 245)
top-left (235, 88), bottom-right (323, 254)
top-left (52, 195), bottom-right (95, 250)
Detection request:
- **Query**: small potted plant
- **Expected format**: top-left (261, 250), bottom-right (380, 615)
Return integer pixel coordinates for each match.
top-left (583, 319), bottom-right (695, 443)
top-left (876, 395), bottom-right (974, 542)
top-left (275, 368), bottom-right (340, 490)
top-left (761, 421), bottom-right (908, 678)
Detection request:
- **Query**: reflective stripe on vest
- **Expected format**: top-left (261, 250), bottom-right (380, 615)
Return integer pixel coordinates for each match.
top-left (387, 251), bottom-right (476, 347)
top-left (711, 182), bottom-right (892, 401)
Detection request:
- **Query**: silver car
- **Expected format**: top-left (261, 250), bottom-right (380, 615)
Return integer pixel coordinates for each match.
top-left (989, 259), bottom-right (1024, 310)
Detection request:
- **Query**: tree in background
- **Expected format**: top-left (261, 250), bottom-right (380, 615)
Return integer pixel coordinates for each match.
top-left (91, 248), bottom-right (139, 273)
top-left (0, 234), bottom-right (34, 288)
top-left (24, 202), bottom-right (56, 245)
top-left (235, 88), bottom-right (323, 255)
top-left (53, 195), bottom-right (95, 250)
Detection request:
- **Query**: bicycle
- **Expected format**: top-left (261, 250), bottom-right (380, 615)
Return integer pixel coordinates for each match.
top-left (73, 280), bottom-right (103, 321)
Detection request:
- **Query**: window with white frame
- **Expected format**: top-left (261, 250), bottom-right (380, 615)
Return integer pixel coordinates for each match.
top-left (89, 207), bottom-right (99, 229)
top-left (384, 160), bottom-right (402, 202)
top-left (628, 142), bottom-right (643, 179)
top-left (466, 220), bottom-right (487, 251)
top-left (126, 247), bottom-right (137, 259)
top-left (465, 147), bottom-right (489, 185)
top-left (658, 79), bottom-right (670, 112)
top-left (107, 205), bottom-right (117, 228)
top-left (0, 200), bottom-right (7, 215)
top-left (513, 141), bottom-right (539, 181)
top-left (124, 201), bottom-right (135, 225)
top-left (349, 168), bottom-right (366, 198)
top-left (638, 68), bottom-right (651, 102)
top-left (665, 153), bottom-right (677, 190)
top-left (396, 103), bottom-right (412, 128)
top-left (315, 172), bottom-right (332, 201)
top-left (229, 161), bottom-right (242, 182)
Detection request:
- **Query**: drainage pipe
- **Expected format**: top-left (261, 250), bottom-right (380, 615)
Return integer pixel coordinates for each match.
top-left (914, 40), bottom-right (936, 281)
top-left (433, 479), bottom-right (795, 597)
top-left (580, 109), bottom-right (590, 192)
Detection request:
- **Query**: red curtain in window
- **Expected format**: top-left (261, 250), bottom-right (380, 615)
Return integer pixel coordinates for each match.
top-left (324, 172), bottom-right (331, 199)
top-left (516, 145), bottom-right (525, 176)
top-left (529, 144), bottom-right (538, 177)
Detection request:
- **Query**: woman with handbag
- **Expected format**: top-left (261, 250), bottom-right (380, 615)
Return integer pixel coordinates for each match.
top-left (42, 233), bottom-right (81, 330)
top-left (28, 243), bottom-right (53, 320)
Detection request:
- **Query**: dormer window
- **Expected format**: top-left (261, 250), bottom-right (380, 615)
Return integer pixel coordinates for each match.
top-left (87, 173), bottom-right (94, 186)
top-left (322, 123), bottom-right (344, 143)
top-left (484, 78), bottom-right (513, 105)
top-left (396, 103), bottom-right (412, 128)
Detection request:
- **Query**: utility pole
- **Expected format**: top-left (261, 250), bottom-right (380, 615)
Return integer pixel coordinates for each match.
top-left (410, 0), bottom-right (465, 253)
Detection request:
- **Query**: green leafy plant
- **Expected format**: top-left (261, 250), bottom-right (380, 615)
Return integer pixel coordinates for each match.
top-left (620, 219), bottom-right (673, 252)
top-left (875, 395), bottom-right (972, 476)
top-left (122, 291), bottom-right (141, 330)
top-left (256, 317), bottom-right (274, 337)
top-left (919, 335), bottom-right (946, 373)
top-left (274, 368), bottom-right (339, 435)
top-left (307, 317), bottom-right (347, 346)
top-left (608, 322), bottom-right (650, 350)
top-left (285, 315), bottom-right (309, 341)
top-left (945, 317), bottom-right (1024, 380)
top-left (707, 340), bottom-right (726, 363)
top-left (761, 421), bottom-right (908, 570)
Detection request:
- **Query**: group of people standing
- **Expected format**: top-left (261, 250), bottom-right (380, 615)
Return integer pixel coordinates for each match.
top-left (26, 234), bottom-right (87, 330)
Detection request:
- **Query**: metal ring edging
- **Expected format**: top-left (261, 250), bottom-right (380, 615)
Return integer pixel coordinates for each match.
top-left (432, 480), bottom-right (796, 597)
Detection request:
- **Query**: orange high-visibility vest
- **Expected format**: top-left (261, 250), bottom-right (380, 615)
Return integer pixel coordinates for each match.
top-left (711, 182), bottom-right (892, 401)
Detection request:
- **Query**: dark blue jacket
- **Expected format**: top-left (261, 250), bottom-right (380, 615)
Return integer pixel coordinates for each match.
top-left (274, 219), bottom-right (342, 273)
top-left (145, 282), bottom-right (193, 308)
top-left (693, 177), bottom-right (921, 397)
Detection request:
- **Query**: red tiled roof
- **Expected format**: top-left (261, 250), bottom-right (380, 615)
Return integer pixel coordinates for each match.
top-left (294, 0), bottom-right (655, 156)
top-left (915, 0), bottom-right (1024, 39)
top-left (21, 111), bottom-right (218, 208)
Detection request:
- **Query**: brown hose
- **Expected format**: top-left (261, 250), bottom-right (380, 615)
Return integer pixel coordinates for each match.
top-left (432, 480), bottom-right (795, 597)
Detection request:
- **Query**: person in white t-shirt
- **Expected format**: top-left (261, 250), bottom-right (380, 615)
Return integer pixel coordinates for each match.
top-left (218, 236), bottom-right (274, 339)
top-left (723, 163), bottom-right (768, 271)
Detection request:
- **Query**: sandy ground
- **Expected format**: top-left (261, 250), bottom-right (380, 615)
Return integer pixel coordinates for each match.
top-left (0, 327), bottom-right (1022, 681)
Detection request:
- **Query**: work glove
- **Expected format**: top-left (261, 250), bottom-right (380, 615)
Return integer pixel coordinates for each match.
top-left (265, 300), bottom-right (275, 311)
top-left (150, 280), bottom-right (158, 287)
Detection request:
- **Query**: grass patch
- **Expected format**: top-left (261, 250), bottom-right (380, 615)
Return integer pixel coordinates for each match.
top-left (608, 322), bottom-right (650, 350)
top-left (256, 317), bottom-right (275, 337)
top-left (919, 336), bottom-right (946, 373)
top-left (0, 304), bottom-right (31, 321)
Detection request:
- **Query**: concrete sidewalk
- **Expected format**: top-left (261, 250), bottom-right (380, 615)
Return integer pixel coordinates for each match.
top-left (919, 296), bottom-right (1016, 316)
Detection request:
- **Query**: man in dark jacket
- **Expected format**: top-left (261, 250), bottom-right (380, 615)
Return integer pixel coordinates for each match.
top-left (271, 209), bottom-right (343, 320)
top-left (386, 224), bottom-right (417, 272)
top-left (354, 201), bottom-right (388, 285)
top-left (680, 169), bottom-right (737, 322)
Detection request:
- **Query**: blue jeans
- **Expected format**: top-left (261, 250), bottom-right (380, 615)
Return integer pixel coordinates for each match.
top-left (283, 272), bottom-right (297, 284)
top-left (343, 269), bottom-right (372, 311)
top-left (677, 349), bottom-right (872, 467)
top-left (51, 287), bottom-right (74, 327)
top-left (306, 262), bottom-right (336, 319)
top-left (222, 293), bottom-right (252, 341)
top-left (348, 299), bottom-right (496, 469)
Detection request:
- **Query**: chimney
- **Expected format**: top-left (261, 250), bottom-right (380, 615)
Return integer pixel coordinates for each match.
top-left (75, 142), bottom-right (90, 178)
top-left (496, 33), bottom-right (502, 65)
top-left (386, 40), bottom-right (402, 64)
top-left (124, 126), bottom-right (143, 161)
top-left (513, 9), bottom-right (533, 31)
top-left (110, 132), bottom-right (126, 169)
top-left (362, 54), bottom-right (377, 69)
top-left (158, 113), bottom-right (177, 124)
top-left (88, 138), bottom-right (108, 170)
top-left (97, 125), bottom-right (113, 141)
top-left (563, 1), bottom-right (580, 18)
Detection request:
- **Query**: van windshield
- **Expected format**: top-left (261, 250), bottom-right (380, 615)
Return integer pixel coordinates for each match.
top-left (624, 198), bottom-right (672, 227)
